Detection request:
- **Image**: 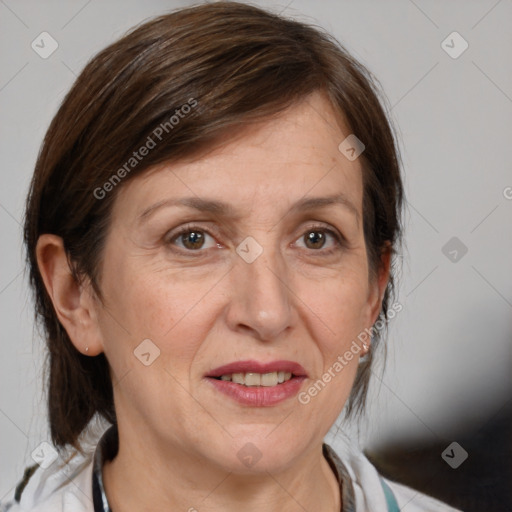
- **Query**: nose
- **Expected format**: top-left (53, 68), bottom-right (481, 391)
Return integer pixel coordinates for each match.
top-left (224, 243), bottom-right (296, 341)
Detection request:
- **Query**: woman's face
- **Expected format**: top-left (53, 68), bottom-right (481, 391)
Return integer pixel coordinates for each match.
top-left (91, 90), bottom-right (388, 473)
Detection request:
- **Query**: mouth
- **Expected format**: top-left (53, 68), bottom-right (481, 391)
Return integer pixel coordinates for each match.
top-left (210, 371), bottom-right (295, 387)
top-left (205, 360), bottom-right (307, 406)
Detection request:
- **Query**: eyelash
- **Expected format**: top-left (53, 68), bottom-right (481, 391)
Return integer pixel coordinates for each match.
top-left (166, 222), bottom-right (345, 257)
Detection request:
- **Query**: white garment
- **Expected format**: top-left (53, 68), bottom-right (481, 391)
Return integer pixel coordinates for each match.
top-left (1, 434), bottom-right (462, 512)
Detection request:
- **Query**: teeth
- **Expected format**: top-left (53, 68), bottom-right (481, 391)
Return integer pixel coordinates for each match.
top-left (217, 371), bottom-right (293, 386)
top-left (261, 372), bottom-right (276, 386)
top-left (232, 373), bottom-right (244, 385)
top-left (245, 373), bottom-right (261, 386)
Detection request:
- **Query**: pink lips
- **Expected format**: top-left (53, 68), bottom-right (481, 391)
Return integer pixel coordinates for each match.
top-left (205, 359), bottom-right (307, 407)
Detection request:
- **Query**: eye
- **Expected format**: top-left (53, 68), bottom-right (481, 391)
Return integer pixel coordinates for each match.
top-left (167, 224), bottom-right (220, 253)
top-left (166, 223), bottom-right (345, 256)
top-left (295, 225), bottom-right (344, 254)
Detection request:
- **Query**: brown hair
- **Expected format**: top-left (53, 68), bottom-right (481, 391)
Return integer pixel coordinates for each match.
top-left (23, 1), bottom-right (404, 451)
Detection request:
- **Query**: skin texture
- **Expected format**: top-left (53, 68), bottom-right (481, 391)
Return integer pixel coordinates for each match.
top-left (36, 90), bottom-right (390, 512)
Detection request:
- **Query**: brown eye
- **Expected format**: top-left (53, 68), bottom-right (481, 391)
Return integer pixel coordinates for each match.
top-left (295, 226), bottom-right (344, 255)
top-left (167, 225), bottom-right (219, 253)
top-left (180, 230), bottom-right (205, 250)
top-left (304, 230), bottom-right (327, 250)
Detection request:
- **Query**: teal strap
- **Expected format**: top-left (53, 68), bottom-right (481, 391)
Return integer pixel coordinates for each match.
top-left (380, 477), bottom-right (400, 512)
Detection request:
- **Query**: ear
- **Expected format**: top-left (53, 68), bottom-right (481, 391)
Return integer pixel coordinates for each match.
top-left (35, 234), bottom-right (104, 356)
top-left (364, 241), bottom-right (392, 332)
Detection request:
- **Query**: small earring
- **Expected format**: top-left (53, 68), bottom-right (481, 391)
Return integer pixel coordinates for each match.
top-left (362, 342), bottom-right (369, 352)
top-left (85, 346), bottom-right (89, 353)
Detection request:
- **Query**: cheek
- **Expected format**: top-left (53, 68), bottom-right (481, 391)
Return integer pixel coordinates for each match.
top-left (299, 266), bottom-right (371, 352)
top-left (98, 260), bottom-right (221, 373)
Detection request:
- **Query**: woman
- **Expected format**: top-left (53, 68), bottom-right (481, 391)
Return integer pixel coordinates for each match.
top-left (2, 2), bottom-right (461, 511)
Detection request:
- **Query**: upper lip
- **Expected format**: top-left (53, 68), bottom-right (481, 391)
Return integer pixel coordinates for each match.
top-left (206, 360), bottom-right (308, 378)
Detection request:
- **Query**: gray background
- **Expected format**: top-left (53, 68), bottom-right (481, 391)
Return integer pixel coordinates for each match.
top-left (1, 0), bottom-right (511, 500)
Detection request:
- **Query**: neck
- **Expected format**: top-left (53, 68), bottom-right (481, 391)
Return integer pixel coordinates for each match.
top-left (101, 428), bottom-right (341, 512)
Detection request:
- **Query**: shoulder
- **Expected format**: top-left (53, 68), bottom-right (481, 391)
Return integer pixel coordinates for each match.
top-left (324, 440), bottom-right (462, 512)
top-left (1, 417), bottom-right (112, 512)
top-left (0, 452), bottom-right (94, 512)
top-left (383, 477), bottom-right (462, 511)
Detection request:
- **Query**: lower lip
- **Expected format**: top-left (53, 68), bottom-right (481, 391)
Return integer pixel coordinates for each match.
top-left (205, 376), bottom-right (307, 406)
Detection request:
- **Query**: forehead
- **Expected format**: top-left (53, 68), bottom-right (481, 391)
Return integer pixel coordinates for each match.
top-left (114, 91), bottom-right (364, 223)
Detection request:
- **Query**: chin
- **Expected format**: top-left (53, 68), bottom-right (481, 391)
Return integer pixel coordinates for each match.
top-left (212, 431), bottom-right (309, 475)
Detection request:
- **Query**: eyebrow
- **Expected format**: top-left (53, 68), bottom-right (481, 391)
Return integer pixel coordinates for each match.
top-left (137, 193), bottom-right (360, 225)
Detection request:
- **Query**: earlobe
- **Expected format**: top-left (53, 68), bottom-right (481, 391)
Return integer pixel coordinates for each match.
top-left (367, 242), bottom-right (393, 327)
top-left (359, 245), bottom-right (392, 357)
top-left (35, 234), bottom-right (104, 356)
